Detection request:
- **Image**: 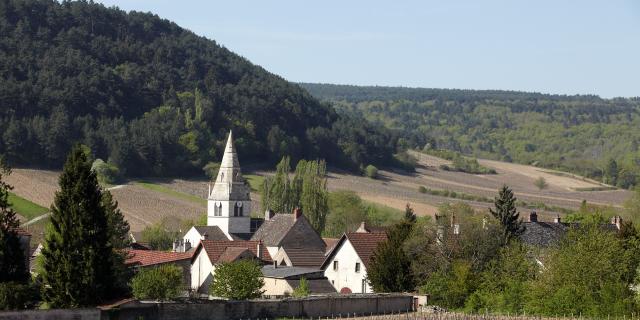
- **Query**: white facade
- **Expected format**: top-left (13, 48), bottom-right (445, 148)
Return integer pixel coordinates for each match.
top-left (182, 227), bottom-right (202, 251)
top-left (323, 239), bottom-right (371, 294)
top-left (207, 131), bottom-right (251, 238)
top-left (191, 248), bottom-right (214, 293)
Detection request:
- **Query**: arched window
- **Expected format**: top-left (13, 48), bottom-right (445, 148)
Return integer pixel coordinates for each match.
top-left (214, 202), bottom-right (222, 216)
top-left (234, 202), bottom-right (243, 217)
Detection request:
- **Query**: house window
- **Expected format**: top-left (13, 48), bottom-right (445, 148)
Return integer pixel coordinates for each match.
top-left (362, 279), bottom-right (367, 293)
top-left (355, 262), bottom-right (360, 273)
top-left (333, 261), bottom-right (339, 270)
top-left (214, 202), bottom-right (222, 216)
top-left (234, 202), bottom-right (243, 216)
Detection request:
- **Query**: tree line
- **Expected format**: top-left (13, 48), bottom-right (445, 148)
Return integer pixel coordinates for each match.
top-left (0, 0), bottom-right (401, 177)
top-left (301, 83), bottom-right (640, 188)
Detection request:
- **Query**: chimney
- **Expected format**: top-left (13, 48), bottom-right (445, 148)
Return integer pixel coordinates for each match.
top-left (185, 239), bottom-right (191, 251)
top-left (265, 209), bottom-right (275, 221)
top-left (529, 211), bottom-right (538, 222)
top-left (553, 215), bottom-right (561, 223)
top-left (611, 216), bottom-right (623, 230)
top-left (293, 207), bottom-right (302, 220)
top-left (202, 232), bottom-right (208, 240)
top-left (356, 221), bottom-right (369, 233)
top-left (257, 240), bottom-right (263, 259)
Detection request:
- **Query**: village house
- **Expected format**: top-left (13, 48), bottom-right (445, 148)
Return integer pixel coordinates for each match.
top-left (125, 249), bottom-right (194, 289)
top-left (261, 265), bottom-right (336, 298)
top-left (321, 222), bottom-right (388, 294)
top-left (190, 240), bottom-right (271, 293)
top-left (519, 211), bottom-right (622, 247)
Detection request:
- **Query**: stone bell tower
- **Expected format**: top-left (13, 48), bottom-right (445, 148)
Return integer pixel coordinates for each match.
top-left (207, 131), bottom-right (251, 239)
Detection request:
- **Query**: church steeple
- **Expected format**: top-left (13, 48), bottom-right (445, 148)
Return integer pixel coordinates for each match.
top-left (207, 131), bottom-right (251, 238)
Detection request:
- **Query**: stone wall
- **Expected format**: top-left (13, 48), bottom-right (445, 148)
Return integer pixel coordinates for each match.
top-left (0, 295), bottom-right (414, 320)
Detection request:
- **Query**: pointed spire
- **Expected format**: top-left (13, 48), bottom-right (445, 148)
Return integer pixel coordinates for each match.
top-left (220, 130), bottom-right (240, 169)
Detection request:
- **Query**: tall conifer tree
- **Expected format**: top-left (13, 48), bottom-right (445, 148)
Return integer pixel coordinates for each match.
top-left (0, 157), bottom-right (28, 283)
top-left (41, 145), bottom-right (119, 307)
top-left (490, 185), bottom-right (525, 245)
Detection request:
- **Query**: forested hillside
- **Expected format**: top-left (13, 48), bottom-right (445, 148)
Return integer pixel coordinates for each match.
top-left (301, 83), bottom-right (640, 188)
top-left (0, 0), bottom-right (397, 176)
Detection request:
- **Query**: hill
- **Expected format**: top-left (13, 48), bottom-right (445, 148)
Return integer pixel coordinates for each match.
top-left (0, 0), bottom-right (397, 176)
top-left (300, 83), bottom-right (640, 188)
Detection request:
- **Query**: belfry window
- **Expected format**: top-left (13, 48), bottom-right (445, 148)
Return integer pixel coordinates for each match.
top-left (214, 202), bottom-right (222, 216)
top-left (234, 202), bottom-right (243, 217)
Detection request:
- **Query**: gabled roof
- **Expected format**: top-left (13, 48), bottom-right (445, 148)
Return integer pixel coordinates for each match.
top-left (217, 247), bottom-right (253, 263)
top-left (321, 229), bottom-right (388, 270)
top-left (261, 265), bottom-right (325, 279)
top-left (192, 240), bottom-right (272, 265)
top-left (125, 249), bottom-right (193, 267)
top-left (191, 226), bottom-right (230, 241)
top-left (323, 238), bottom-right (339, 254)
top-left (279, 247), bottom-right (327, 268)
top-left (519, 221), bottom-right (620, 247)
top-left (250, 214), bottom-right (297, 246)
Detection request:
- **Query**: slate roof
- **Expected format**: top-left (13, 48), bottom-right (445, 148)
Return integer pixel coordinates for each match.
top-left (281, 247), bottom-right (327, 268)
top-left (193, 226), bottom-right (230, 241)
top-left (261, 265), bottom-right (325, 279)
top-left (286, 279), bottom-right (336, 294)
top-left (321, 230), bottom-right (388, 270)
top-left (125, 249), bottom-right (193, 267)
top-left (519, 221), bottom-right (620, 247)
top-left (193, 240), bottom-right (272, 264)
top-left (250, 214), bottom-right (297, 246)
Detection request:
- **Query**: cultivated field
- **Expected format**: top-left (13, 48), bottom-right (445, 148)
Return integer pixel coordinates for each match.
top-left (6, 151), bottom-right (633, 235)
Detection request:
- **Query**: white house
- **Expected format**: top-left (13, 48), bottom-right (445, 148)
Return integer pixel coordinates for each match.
top-left (190, 239), bottom-right (272, 293)
top-left (321, 222), bottom-right (387, 294)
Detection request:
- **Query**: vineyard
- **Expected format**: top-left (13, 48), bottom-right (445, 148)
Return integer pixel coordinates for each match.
top-left (277, 311), bottom-right (638, 320)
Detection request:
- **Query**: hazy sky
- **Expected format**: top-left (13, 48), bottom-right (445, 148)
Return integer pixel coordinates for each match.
top-left (95, 1), bottom-right (640, 98)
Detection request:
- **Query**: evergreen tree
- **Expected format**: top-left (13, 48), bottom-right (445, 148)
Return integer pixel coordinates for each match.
top-left (41, 145), bottom-right (120, 307)
top-left (489, 185), bottom-right (524, 245)
top-left (0, 157), bottom-right (28, 283)
top-left (102, 190), bottom-right (131, 295)
top-left (367, 224), bottom-right (414, 292)
top-left (404, 203), bottom-right (417, 223)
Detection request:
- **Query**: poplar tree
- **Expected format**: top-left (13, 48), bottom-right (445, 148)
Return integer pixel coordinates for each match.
top-left (489, 185), bottom-right (524, 245)
top-left (0, 157), bottom-right (28, 283)
top-left (41, 145), bottom-right (120, 307)
top-left (298, 159), bottom-right (329, 233)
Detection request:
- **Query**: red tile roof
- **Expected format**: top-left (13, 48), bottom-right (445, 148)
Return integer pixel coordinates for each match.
top-left (125, 249), bottom-right (193, 267)
top-left (195, 240), bottom-right (272, 264)
top-left (217, 247), bottom-right (253, 263)
top-left (345, 231), bottom-right (387, 268)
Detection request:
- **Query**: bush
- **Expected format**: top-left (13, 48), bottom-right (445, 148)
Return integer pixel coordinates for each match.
top-left (131, 265), bottom-right (183, 301)
top-left (0, 282), bottom-right (39, 310)
top-left (141, 220), bottom-right (179, 251)
top-left (91, 159), bottom-right (120, 185)
top-left (418, 186), bottom-right (427, 193)
top-left (291, 277), bottom-right (310, 298)
top-left (203, 162), bottom-right (220, 181)
top-left (209, 260), bottom-right (264, 300)
top-left (365, 165), bottom-right (378, 179)
top-left (533, 176), bottom-right (548, 190)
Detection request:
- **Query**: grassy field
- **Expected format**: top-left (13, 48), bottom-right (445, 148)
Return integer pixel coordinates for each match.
top-left (244, 174), bottom-right (264, 192)
top-left (135, 181), bottom-right (207, 206)
top-left (9, 192), bottom-right (48, 220)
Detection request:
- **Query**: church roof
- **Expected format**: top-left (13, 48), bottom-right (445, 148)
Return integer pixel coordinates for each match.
top-left (209, 131), bottom-right (251, 201)
top-left (192, 226), bottom-right (230, 241)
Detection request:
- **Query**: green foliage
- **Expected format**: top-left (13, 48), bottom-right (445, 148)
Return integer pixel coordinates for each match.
top-left (202, 162), bottom-right (220, 181)
top-left (367, 219), bottom-right (415, 292)
top-left (421, 260), bottom-right (477, 309)
top-left (262, 157), bottom-right (329, 233)
top-left (291, 277), bottom-right (310, 298)
top-left (91, 159), bottom-right (120, 185)
top-left (131, 265), bottom-right (183, 301)
top-left (489, 185), bottom-right (525, 245)
top-left (417, 186), bottom-right (493, 203)
top-left (525, 225), bottom-right (636, 317)
top-left (0, 282), bottom-right (39, 310)
top-left (141, 220), bottom-right (179, 251)
top-left (465, 243), bottom-right (536, 313)
top-left (103, 190), bottom-right (132, 295)
top-left (365, 165), bottom-right (378, 179)
top-left (301, 83), bottom-right (640, 188)
top-left (209, 260), bottom-right (264, 300)
top-left (533, 176), bottom-right (548, 190)
top-left (7, 192), bottom-right (48, 220)
top-left (0, 1), bottom-right (400, 176)
top-left (325, 191), bottom-right (369, 237)
top-left (41, 145), bottom-right (123, 307)
top-left (0, 158), bottom-right (29, 283)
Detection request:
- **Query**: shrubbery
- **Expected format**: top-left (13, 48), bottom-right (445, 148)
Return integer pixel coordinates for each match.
top-left (209, 260), bottom-right (264, 300)
top-left (131, 265), bottom-right (183, 301)
top-left (0, 282), bottom-right (39, 310)
top-left (365, 165), bottom-right (378, 179)
top-left (91, 159), bottom-right (121, 185)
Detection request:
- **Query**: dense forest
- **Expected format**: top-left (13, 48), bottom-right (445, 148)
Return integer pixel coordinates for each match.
top-left (0, 0), bottom-right (399, 177)
top-left (301, 83), bottom-right (640, 188)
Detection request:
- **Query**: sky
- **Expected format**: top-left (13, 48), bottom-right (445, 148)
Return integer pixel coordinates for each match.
top-left (95, 1), bottom-right (640, 98)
